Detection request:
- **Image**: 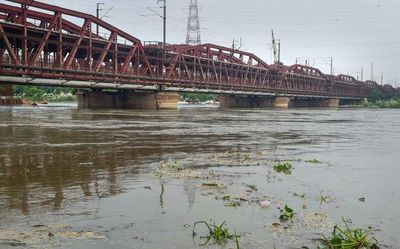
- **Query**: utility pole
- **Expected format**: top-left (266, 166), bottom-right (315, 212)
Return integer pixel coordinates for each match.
top-left (361, 67), bottom-right (363, 81)
top-left (161, 0), bottom-right (166, 46)
top-left (96, 3), bottom-right (104, 36)
top-left (147, 1), bottom-right (167, 46)
top-left (329, 57), bottom-right (333, 75)
top-left (371, 62), bottom-right (374, 81)
top-left (381, 73), bottom-right (384, 85)
top-left (277, 41), bottom-right (281, 63)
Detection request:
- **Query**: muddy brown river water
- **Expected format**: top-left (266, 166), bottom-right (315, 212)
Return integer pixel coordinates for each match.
top-left (0, 103), bottom-right (399, 249)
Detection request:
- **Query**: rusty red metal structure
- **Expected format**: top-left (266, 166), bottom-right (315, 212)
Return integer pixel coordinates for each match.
top-left (0, 0), bottom-right (382, 99)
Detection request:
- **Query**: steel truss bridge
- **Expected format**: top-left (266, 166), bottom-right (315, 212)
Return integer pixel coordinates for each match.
top-left (0, 0), bottom-right (388, 100)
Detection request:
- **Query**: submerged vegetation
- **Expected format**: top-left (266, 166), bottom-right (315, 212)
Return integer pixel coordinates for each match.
top-left (317, 218), bottom-right (379, 249)
top-left (192, 221), bottom-right (240, 248)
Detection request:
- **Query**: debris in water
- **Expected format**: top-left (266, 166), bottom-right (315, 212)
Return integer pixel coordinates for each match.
top-left (259, 200), bottom-right (272, 208)
top-left (0, 239), bottom-right (27, 247)
top-left (305, 159), bottom-right (322, 164)
top-left (202, 182), bottom-right (219, 187)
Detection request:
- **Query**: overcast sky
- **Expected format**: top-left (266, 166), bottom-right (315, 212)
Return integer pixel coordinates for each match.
top-left (3, 0), bottom-right (400, 86)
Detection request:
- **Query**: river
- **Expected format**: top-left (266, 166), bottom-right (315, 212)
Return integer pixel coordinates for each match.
top-left (0, 103), bottom-right (399, 248)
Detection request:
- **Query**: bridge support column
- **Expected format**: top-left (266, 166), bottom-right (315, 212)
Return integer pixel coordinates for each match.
top-left (274, 97), bottom-right (291, 108)
top-left (317, 98), bottom-right (340, 108)
top-left (0, 84), bottom-right (20, 106)
top-left (77, 91), bottom-right (179, 110)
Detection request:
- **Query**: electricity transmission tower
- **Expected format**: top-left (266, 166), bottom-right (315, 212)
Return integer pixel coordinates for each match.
top-left (186, 0), bottom-right (201, 45)
top-left (271, 30), bottom-right (281, 64)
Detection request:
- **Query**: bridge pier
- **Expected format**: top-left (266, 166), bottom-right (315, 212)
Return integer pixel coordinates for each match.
top-left (77, 90), bottom-right (179, 110)
top-left (0, 84), bottom-right (21, 106)
top-left (273, 97), bottom-right (292, 108)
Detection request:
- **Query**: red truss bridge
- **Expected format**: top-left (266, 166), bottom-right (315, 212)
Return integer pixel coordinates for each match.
top-left (0, 0), bottom-right (391, 109)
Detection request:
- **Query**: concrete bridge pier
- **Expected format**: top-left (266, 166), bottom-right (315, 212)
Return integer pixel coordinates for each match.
top-left (77, 90), bottom-right (179, 110)
top-left (0, 84), bottom-right (21, 105)
top-left (274, 97), bottom-right (292, 108)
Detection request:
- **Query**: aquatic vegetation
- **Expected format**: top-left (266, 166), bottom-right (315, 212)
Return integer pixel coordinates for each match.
top-left (274, 162), bottom-right (293, 175)
top-left (202, 182), bottom-right (219, 187)
top-left (164, 161), bottom-right (183, 171)
top-left (242, 154), bottom-right (251, 162)
top-left (293, 192), bottom-right (306, 198)
top-left (221, 195), bottom-right (248, 207)
top-left (306, 159), bottom-right (322, 164)
top-left (224, 200), bottom-right (241, 207)
top-left (247, 184), bottom-right (258, 192)
top-left (279, 205), bottom-right (295, 222)
top-left (192, 221), bottom-right (240, 248)
top-left (319, 192), bottom-right (334, 205)
top-left (318, 218), bottom-right (379, 249)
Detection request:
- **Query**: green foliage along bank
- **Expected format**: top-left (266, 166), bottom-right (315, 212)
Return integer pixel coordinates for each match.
top-left (180, 93), bottom-right (218, 103)
top-left (13, 85), bottom-right (76, 102)
top-left (366, 90), bottom-right (400, 108)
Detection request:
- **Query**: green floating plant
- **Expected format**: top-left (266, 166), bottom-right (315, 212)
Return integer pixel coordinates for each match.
top-left (192, 220), bottom-right (240, 248)
top-left (279, 204), bottom-right (295, 222)
top-left (318, 217), bottom-right (379, 249)
top-left (274, 162), bottom-right (293, 175)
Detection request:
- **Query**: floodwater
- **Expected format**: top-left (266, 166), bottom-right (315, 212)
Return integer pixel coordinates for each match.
top-left (0, 103), bottom-right (399, 248)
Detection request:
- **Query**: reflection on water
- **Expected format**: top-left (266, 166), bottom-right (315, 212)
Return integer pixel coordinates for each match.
top-left (0, 104), bottom-right (399, 248)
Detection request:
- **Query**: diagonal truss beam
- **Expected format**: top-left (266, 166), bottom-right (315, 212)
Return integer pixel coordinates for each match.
top-left (0, 23), bottom-right (19, 64)
top-left (120, 46), bottom-right (138, 74)
top-left (94, 32), bottom-right (116, 72)
top-left (30, 12), bottom-right (60, 65)
top-left (64, 19), bottom-right (90, 69)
